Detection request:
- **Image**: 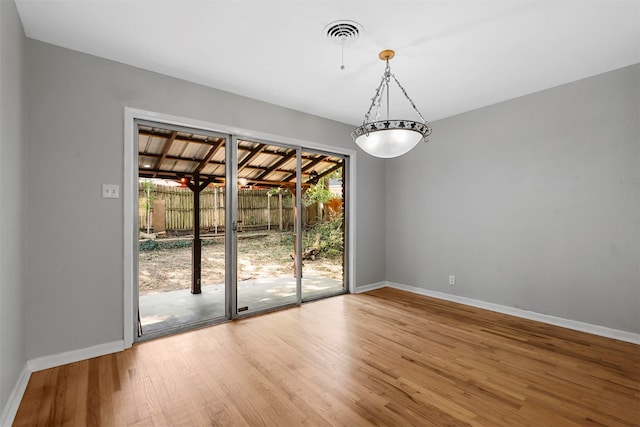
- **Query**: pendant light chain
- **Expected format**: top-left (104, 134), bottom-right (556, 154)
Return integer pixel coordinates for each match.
top-left (385, 61), bottom-right (390, 120)
top-left (375, 83), bottom-right (385, 122)
top-left (363, 74), bottom-right (387, 125)
top-left (390, 73), bottom-right (427, 124)
top-left (361, 58), bottom-right (427, 125)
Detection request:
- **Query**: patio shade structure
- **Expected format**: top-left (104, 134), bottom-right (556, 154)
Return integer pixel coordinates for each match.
top-left (138, 125), bottom-right (343, 294)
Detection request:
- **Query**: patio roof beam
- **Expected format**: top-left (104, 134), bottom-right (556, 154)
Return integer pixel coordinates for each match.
top-left (237, 143), bottom-right (266, 175)
top-left (193, 139), bottom-right (225, 175)
top-left (281, 156), bottom-right (324, 183)
top-left (315, 162), bottom-right (343, 181)
top-left (254, 150), bottom-right (297, 181)
top-left (139, 170), bottom-right (224, 183)
top-left (139, 129), bottom-right (222, 146)
top-left (152, 131), bottom-right (177, 177)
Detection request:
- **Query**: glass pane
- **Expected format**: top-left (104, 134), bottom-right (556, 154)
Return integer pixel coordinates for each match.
top-left (137, 125), bottom-right (226, 337)
top-left (300, 153), bottom-right (346, 300)
top-left (236, 141), bottom-right (299, 314)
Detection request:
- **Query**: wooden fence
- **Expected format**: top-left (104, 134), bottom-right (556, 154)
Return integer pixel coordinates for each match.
top-left (138, 183), bottom-right (339, 233)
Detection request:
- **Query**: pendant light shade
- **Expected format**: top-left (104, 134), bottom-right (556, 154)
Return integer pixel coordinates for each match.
top-left (353, 120), bottom-right (431, 158)
top-left (352, 50), bottom-right (432, 158)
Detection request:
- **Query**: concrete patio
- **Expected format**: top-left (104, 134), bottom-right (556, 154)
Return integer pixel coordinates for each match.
top-left (138, 274), bottom-right (345, 337)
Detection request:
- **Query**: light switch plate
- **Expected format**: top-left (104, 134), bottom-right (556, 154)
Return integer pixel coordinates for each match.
top-left (102, 184), bottom-right (120, 199)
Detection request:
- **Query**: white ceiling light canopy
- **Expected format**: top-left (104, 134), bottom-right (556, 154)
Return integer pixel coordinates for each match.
top-left (352, 49), bottom-right (432, 158)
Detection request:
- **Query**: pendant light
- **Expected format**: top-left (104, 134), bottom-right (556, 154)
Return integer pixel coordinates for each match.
top-left (352, 50), bottom-right (432, 158)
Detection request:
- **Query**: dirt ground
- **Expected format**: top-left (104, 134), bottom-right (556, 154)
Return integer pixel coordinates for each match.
top-left (138, 232), bottom-right (343, 295)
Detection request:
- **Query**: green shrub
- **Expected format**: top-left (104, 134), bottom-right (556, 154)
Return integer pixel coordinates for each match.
top-left (139, 239), bottom-right (159, 251)
top-left (280, 233), bottom-right (294, 246)
top-left (303, 213), bottom-right (344, 259)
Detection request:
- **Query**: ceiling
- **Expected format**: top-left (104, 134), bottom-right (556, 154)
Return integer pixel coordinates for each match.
top-left (15, 1), bottom-right (640, 126)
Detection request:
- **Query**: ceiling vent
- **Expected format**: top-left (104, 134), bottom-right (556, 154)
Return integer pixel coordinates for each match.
top-left (323, 20), bottom-right (362, 44)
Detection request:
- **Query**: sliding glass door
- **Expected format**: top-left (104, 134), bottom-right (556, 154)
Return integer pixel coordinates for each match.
top-left (134, 121), bottom-right (349, 340)
top-left (136, 121), bottom-right (228, 339)
top-left (234, 142), bottom-right (349, 316)
top-left (235, 141), bottom-right (300, 314)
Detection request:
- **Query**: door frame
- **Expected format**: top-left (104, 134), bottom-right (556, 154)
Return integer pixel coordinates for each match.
top-left (123, 107), bottom-right (357, 348)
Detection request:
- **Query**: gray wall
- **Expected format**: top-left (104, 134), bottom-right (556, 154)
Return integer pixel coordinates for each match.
top-left (386, 64), bottom-right (640, 333)
top-left (24, 39), bottom-right (386, 360)
top-left (0, 0), bottom-right (26, 413)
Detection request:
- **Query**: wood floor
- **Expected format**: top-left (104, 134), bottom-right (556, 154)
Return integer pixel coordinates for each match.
top-left (14, 288), bottom-right (640, 426)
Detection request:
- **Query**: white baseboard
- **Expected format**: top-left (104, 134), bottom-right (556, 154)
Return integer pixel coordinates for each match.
top-left (0, 366), bottom-right (30, 427)
top-left (1, 340), bottom-right (125, 426)
top-left (27, 340), bottom-right (125, 373)
top-left (370, 281), bottom-right (640, 345)
top-left (354, 281), bottom-right (387, 294)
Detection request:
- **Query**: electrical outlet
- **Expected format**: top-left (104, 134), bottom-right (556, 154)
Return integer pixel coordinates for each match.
top-left (449, 275), bottom-right (455, 286)
top-left (102, 184), bottom-right (120, 199)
